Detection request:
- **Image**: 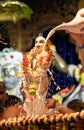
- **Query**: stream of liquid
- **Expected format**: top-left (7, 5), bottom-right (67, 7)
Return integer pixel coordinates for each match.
top-left (22, 41), bottom-right (60, 116)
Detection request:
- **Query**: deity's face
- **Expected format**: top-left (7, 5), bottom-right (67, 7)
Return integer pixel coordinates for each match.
top-left (35, 35), bottom-right (45, 48)
top-left (1, 64), bottom-right (20, 77)
top-left (1, 63), bottom-right (22, 89)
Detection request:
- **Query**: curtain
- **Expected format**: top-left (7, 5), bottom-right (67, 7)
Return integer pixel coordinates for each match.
top-left (43, 30), bottom-right (80, 98)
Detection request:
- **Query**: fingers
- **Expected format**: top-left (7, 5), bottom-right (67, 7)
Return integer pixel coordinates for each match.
top-left (80, 27), bottom-right (84, 32)
top-left (80, 13), bottom-right (84, 17)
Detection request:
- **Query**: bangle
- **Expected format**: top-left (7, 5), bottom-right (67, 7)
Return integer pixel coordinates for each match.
top-left (78, 44), bottom-right (84, 49)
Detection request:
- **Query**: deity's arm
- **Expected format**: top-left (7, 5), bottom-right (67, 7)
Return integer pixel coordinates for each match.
top-left (50, 44), bottom-right (81, 82)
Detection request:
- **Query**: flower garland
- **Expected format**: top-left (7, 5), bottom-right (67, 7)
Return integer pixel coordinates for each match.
top-left (22, 46), bottom-right (53, 96)
top-left (22, 48), bottom-right (53, 79)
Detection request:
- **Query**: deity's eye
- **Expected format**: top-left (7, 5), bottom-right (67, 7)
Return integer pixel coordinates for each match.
top-left (35, 40), bottom-right (45, 45)
top-left (39, 40), bottom-right (45, 43)
top-left (13, 66), bottom-right (19, 72)
top-left (2, 68), bottom-right (9, 77)
top-left (12, 66), bottom-right (16, 71)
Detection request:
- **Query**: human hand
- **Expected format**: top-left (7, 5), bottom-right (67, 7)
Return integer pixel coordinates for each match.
top-left (45, 98), bottom-right (56, 109)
